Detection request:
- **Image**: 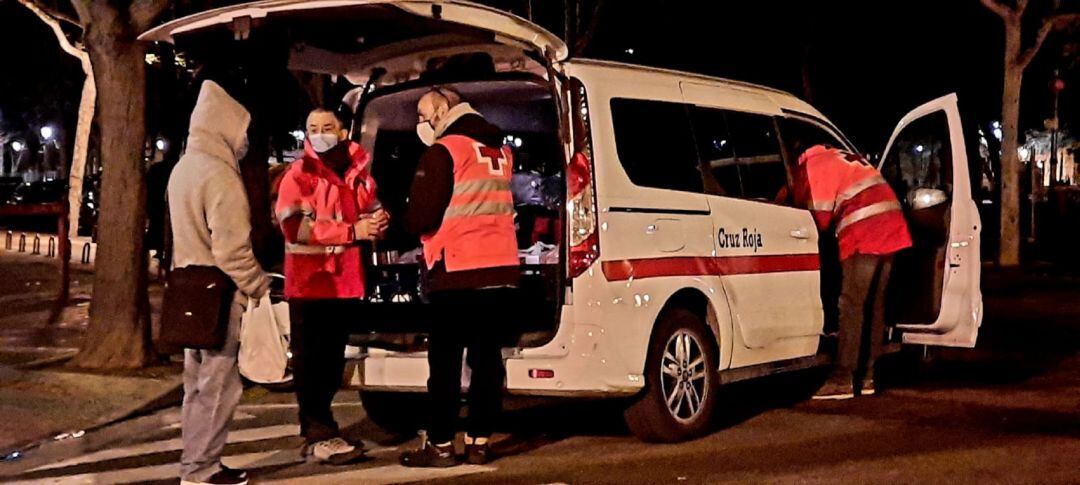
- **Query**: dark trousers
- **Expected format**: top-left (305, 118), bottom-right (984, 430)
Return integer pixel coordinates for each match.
top-left (426, 288), bottom-right (514, 444)
top-left (289, 300), bottom-right (350, 444)
top-left (836, 254), bottom-right (893, 382)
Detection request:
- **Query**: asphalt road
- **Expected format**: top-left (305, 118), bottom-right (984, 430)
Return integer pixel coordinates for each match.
top-left (4, 269), bottom-right (1078, 484)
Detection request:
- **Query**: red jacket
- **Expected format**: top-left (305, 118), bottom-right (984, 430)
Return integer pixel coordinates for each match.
top-left (794, 145), bottom-right (912, 260)
top-left (275, 140), bottom-right (379, 300)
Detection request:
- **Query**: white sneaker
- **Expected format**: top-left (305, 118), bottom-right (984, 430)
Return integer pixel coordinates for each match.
top-left (307, 437), bottom-right (366, 465)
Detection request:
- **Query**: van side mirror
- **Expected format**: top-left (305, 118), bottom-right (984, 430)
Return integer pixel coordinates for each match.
top-left (908, 188), bottom-right (948, 210)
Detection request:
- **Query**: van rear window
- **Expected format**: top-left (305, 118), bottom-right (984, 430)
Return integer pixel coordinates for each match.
top-left (609, 99), bottom-right (704, 194)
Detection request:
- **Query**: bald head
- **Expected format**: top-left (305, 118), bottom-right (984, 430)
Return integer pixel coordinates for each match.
top-left (417, 86), bottom-right (464, 127)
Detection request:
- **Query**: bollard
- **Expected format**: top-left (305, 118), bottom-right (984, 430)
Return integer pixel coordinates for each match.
top-left (81, 242), bottom-right (92, 264)
top-left (4, 231), bottom-right (11, 250)
top-left (47, 237), bottom-right (56, 258)
top-left (18, 234), bottom-right (26, 253)
top-left (32, 235), bottom-right (41, 255)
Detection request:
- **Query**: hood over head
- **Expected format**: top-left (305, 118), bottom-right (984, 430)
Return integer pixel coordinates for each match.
top-left (185, 80), bottom-right (252, 170)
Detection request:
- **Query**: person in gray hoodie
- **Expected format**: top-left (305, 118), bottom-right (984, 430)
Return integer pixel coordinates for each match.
top-left (168, 79), bottom-right (270, 485)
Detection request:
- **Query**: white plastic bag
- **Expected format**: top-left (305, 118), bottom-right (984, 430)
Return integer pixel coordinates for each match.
top-left (239, 294), bottom-right (292, 384)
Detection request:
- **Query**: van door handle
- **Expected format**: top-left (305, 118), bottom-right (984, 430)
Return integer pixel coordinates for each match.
top-left (789, 228), bottom-right (811, 240)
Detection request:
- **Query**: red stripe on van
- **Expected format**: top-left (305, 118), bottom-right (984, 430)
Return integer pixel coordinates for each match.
top-left (600, 254), bottom-right (820, 281)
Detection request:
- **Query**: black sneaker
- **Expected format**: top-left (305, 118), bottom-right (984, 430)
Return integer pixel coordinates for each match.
top-left (400, 439), bottom-right (458, 468)
top-left (180, 467), bottom-right (248, 485)
top-left (219, 466), bottom-right (247, 479)
top-left (465, 442), bottom-right (491, 465)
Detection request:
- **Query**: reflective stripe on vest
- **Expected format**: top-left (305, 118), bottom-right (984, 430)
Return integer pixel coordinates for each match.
top-left (286, 243), bottom-right (348, 255)
top-left (836, 200), bottom-right (903, 233)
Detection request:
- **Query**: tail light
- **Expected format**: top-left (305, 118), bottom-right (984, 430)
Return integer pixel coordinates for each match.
top-left (568, 78), bottom-right (599, 279)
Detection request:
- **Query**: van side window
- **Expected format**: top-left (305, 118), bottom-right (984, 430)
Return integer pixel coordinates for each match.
top-left (689, 107), bottom-right (790, 205)
top-left (610, 99), bottom-right (704, 194)
top-left (777, 117), bottom-right (848, 163)
top-left (879, 110), bottom-right (953, 207)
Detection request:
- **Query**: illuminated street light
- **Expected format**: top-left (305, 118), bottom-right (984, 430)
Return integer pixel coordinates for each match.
top-left (915, 144), bottom-right (925, 153)
top-left (155, 138), bottom-right (168, 151)
top-left (993, 128), bottom-right (1003, 141)
top-left (291, 130), bottom-right (305, 141)
top-left (40, 126), bottom-right (55, 141)
top-left (11, 141), bottom-right (24, 152)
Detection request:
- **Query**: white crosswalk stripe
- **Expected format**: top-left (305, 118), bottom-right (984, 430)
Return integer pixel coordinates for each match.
top-left (15, 421), bottom-right (495, 485)
top-left (29, 424), bottom-right (299, 472)
top-left (258, 464), bottom-right (497, 485)
top-left (10, 450), bottom-right (299, 484)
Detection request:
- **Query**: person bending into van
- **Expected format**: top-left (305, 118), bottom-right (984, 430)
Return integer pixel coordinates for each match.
top-left (399, 86), bottom-right (520, 467)
top-left (170, 80), bottom-right (270, 485)
top-left (275, 108), bottom-right (388, 464)
top-left (793, 145), bottom-right (912, 400)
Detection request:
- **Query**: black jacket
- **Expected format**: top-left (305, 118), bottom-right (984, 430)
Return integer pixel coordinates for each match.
top-left (403, 113), bottom-right (520, 293)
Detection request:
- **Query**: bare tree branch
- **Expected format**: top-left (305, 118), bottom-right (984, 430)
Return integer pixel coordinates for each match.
top-left (30, 0), bottom-right (81, 28)
top-left (70, 0), bottom-right (93, 25)
top-left (1016, 0), bottom-right (1030, 15)
top-left (17, 0), bottom-right (86, 56)
top-left (573, 0), bottom-right (605, 56)
top-left (980, 0), bottom-right (1016, 20)
top-left (1018, 12), bottom-right (1080, 70)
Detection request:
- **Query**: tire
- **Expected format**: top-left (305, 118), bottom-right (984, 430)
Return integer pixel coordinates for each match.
top-left (358, 390), bottom-right (424, 435)
top-left (624, 307), bottom-right (719, 443)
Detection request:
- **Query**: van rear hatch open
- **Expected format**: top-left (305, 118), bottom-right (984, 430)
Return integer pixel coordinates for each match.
top-left (140, 0), bottom-right (567, 87)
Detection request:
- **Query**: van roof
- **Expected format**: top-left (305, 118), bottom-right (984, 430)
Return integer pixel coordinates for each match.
top-left (567, 58), bottom-right (826, 120)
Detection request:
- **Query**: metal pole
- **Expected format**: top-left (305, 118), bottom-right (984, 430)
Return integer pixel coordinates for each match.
top-left (1050, 94), bottom-right (1060, 185)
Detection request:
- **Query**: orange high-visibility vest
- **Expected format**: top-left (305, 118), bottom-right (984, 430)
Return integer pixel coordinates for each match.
top-left (797, 145), bottom-right (912, 260)
top-left (422, 134), bottom-right (519, 272)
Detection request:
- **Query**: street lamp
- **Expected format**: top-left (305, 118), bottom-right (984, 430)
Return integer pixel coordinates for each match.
top-left (40, 126), bottom-right (55, 141)
top-left (11, 141), bottom-right (24, 152)
top-left (155, 138), bottom-right (168, 152)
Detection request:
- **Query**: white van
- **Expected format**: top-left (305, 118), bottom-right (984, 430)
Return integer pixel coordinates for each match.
top-left (144, 0), bottom-right (983, 442)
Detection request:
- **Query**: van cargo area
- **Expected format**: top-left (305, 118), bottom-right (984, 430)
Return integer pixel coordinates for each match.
top-left (344, 78), bottom-right (565, 351)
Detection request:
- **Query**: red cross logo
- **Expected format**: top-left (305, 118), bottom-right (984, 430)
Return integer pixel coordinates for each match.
top-left (477, 145), bottom-right (507, 175)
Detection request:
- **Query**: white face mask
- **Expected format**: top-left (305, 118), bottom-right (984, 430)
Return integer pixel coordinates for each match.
top-left (309, 133), bottom-right (341, 153)
top-left (416, 121), bottom-right (436, 146)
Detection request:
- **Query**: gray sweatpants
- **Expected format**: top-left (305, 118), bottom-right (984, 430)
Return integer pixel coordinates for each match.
top-left (836, 254), bottom-right (893, 382)
top-left (179, 302), bottom-right (244, 481)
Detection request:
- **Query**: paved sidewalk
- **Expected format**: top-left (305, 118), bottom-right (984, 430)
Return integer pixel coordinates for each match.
top-left (0, 252), bottom-right (179, 458)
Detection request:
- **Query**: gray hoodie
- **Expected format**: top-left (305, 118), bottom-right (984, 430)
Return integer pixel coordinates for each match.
top-left (168, 80), bottom-right (269, 302)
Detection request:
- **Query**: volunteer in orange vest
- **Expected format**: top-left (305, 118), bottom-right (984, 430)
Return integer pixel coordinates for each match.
top-left (793, 145), bottom-right (912, 400)
top-left (275, 108), bottom-right (388, 464)
top-left (399, 87), bottom-right (519, 467)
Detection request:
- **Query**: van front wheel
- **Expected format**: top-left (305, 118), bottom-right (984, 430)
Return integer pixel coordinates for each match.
top-left (624, 308), bottom-right (718, 442)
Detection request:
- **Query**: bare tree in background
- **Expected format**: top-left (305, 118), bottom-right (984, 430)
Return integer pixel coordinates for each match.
top-left (15, 0), bottom-right (93, 245)
top-left (563, 0), bottom-right (606, 56)
top-left (980, 0), bottom-right (1080, 266)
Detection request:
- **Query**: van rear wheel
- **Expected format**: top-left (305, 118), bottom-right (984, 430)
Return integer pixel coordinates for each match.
top-left (358, 390), bottom-right (424, 435)
top-left (624, 308), bottom-right (719, 442)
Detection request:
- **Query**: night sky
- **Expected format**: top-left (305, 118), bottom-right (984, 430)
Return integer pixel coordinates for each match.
top-left (0, 0), bottom-right (1075, 153)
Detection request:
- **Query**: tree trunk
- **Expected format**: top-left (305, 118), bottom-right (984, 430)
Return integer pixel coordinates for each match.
top-left (998, 24), bottom-right (1024, 266)
top-left (71, 30), bottom-right (155, 369)
top-left (69, 63), bottom-right (96, 236)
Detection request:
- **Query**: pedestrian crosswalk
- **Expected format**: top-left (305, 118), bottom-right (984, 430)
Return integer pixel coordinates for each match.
top-left (6, 405), bottom-right (496, 484)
